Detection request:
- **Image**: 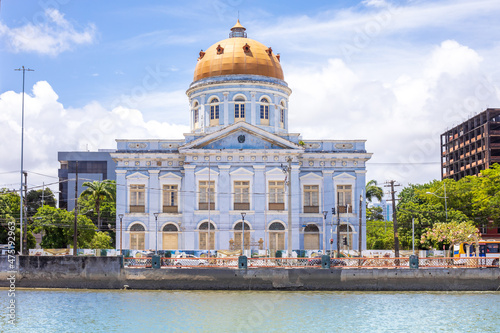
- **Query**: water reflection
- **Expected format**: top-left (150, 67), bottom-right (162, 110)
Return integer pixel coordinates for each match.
top-left (1, 289), bottom-right (499, 332)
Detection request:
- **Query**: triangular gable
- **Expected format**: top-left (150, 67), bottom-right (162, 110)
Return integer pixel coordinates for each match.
top-left (333, 172), bottom-right (356, 180)
top-left (300, 172), bottom-right (323, 180)
top-left (195, 167), bottom-right (220, 176)
top-left (179, 122), bottom-right (303, 150)
top-left (230, 167), bottom-right (254, 176)
top-left (266, 167), bottom-right (285, 176)
top-left (159, 172), bottom-right (182, 179)
top-left (126, 172), bottom-right (149, 179)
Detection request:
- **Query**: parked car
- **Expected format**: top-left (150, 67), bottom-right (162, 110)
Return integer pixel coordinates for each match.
top-left (172, 254), bottom-right (208, 267)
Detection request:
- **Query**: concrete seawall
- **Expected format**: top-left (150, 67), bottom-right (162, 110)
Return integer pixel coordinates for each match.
top-left (1, 256), bottom-right (499, 291)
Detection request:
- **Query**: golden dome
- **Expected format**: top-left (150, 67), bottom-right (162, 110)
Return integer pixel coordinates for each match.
top-left (193, 22), bottom-right (284, 82)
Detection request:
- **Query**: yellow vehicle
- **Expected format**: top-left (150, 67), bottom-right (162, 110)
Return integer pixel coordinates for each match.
top-left (453, 240), bottom-right (500, 266)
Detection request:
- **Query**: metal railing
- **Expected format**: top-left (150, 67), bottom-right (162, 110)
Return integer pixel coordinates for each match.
top-left (123, 257), bottom-right (499, 269)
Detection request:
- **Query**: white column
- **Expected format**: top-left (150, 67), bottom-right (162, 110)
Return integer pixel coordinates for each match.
top-left (273, 94), bottom-right (279, 133)
top-left (250, 91), bottom-right (256, 125)
top-left (116, 170), bottom-right (127, 251)
top-left (223, 92), bottom-right (229, 126)
top-left (200, 94), bottom-right (206, 133)
top-left (148, 170), bottom-right (160, 251)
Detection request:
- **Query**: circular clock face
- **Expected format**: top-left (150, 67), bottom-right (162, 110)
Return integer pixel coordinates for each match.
top-left (238, 135), bottom-right (245, 143)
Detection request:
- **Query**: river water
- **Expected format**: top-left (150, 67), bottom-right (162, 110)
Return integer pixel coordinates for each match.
top-left (1, 289), bottom-right (499, 332)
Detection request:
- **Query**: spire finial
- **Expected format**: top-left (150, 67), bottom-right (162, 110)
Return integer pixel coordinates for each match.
top-left (229, 19), bottom-right (247, 38)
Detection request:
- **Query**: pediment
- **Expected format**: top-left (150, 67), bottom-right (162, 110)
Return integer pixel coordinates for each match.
top-left (195, 167), bottom-right (219, 176)
top-left (159, 172), bottom-right (182, 179)
top-left (230, 167), bottom-right (254, 176)
top-left (300, 172), bottom-right (323, 180)
top-left (179, 122), bottom-right (304, 151)
top-left (126, 172), bottom-right (149, 179)
top-left (266, 167), bottom-right (285, 176)
top-left (333, 172), bottom-right (356, 180)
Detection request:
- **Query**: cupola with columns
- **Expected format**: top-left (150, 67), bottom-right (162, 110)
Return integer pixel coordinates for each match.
top-left (186, 21), bottom-right (292, 135)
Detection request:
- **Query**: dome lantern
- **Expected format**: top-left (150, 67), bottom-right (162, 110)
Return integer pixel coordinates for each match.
top-left (192, 21), bottom-right (284, 82)
top-left (229, 19), bottom-right (247, 38)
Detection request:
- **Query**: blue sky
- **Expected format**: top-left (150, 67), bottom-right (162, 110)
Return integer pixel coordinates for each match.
top-left (1, 0), bottom-right (500, 197)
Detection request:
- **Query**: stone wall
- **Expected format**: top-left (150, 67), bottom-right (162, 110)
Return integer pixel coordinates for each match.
top-left (1, 256), bottom-right (499, 291)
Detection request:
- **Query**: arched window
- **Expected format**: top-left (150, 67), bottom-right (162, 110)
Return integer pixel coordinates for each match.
top-left (162, 223), bottom-right (178, 250)
top-left (209, 98), bottom-right (219, 125)
top-left (193, 101), bottom-right (200, 129)
top-left (234, 96), bottom-right (245, 122)
top-left (233, 222), bottom-right (251, 250)
top-left (260, 98), bottom-right (269, 125)
top-left (280, 101), bottom-right (285, 128)
top-left (199, 221), bottom-right (216, 250)
top-left (304, 224), bottom-right (320, 250)
top-left (268, 222), bottom-right (285, 254)
top-left (129, 223), bottom-right (145, 250)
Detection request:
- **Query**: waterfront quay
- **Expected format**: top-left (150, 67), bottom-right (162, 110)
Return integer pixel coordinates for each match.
top-left (1, 256), bottom-right (499, 291)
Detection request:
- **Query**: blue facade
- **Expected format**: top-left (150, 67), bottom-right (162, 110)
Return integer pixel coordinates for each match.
top-left (111, 26), bottom-right (372, 255)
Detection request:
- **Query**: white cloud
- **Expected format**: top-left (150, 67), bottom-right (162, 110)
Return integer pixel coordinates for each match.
top-left (0, 81), bottom-right (189, 191)
top-left (287, 40), bottom-right (500, 186)
top-left (362, 0), bottom-right (389, 8)
top-left (0, 9), bottom-right (96, 56)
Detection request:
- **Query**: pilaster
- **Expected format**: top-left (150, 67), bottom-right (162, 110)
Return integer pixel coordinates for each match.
top-left (250, 91), bottom-right (256, 125)
top-left (223, 92), bottom-right (229, 126)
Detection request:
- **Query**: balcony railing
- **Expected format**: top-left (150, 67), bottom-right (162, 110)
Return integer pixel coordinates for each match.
top-left (338, 205), bottom-right (353, 213)
top-left (199, 202), bottom-right (215, 210)
top-left (163, 205), bottom-right (178, 213)
top-left (129, 205), bottom-right (145, 213)
top-left (269, 203), bottom-right (285, 210)
top-left (234, 202), bottom-right (250, 210)
top-left (303, 206), bottom-right (319, 213)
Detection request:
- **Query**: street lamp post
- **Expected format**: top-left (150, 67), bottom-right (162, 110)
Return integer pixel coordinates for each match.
top-left (15, 66), bottom-right (34, 255)
top-left (118, 214), bottom-right (124, 255)
top-left (153, 212), bottom-right (160, 255)
top-left (322, 211), bottom-right (328, 254)
top-left (241, 212), bottom-right (246, 255)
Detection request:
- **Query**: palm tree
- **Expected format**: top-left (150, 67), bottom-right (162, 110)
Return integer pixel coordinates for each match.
top-left (366, 180), bottom-right (383, 204)
top-left (80, 180), bottom-right (116, 230)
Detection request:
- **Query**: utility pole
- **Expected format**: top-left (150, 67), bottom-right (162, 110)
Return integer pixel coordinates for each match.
top-left (384, 180), bottom-right (401, 259)
top-left (359, 194), bottom-right (363, 256)
top-left (23, 172), bottom-right (28, 255)
top-left (15, 66), bottom-right (34, 255)
top-left (287, 157), bottom-right (292, 257)
top-left (73, 161), bottom-right (78, 257)
top-left (281, 157), bottom-right (293, 258)
top-left (336, 192), bottom-right (340, 258)
top-left (207, 156), bottom-right (211, 257)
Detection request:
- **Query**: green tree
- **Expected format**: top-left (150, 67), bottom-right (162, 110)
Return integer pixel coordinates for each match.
top-left (0, 189), bottom-right (20, 220)
top-left (32, 206), bottom-right (96, 249)
top-left (80, 180), bottom-right (116, 230)
top-left (88, 232), bottom-right (113, 249)
top-left (366, 180), bottom-right (383, 204)
top-left (0, 189), bottom-right (36, 252)
top-left (367, 206), bottom-right (383, 221)
top-left (0, 227), bottom-right (36, 253)
top-left (26, 188), bottom-right (57, 216)
top-left (420, 221), bottom-right (479, 250)
top-left (366, 221), bottom-right (394, 249)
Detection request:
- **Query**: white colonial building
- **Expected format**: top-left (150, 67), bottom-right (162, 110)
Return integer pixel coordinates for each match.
top-left (112, 21), bottom-right (372, 255)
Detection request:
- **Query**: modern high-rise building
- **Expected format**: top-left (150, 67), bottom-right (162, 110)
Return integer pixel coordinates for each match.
top-left (58, 150), bottom-right (116, 210)
top-left (111, 22), bottom-right (372, 253)
top-left (441, 108), bottom-right (500, 181)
